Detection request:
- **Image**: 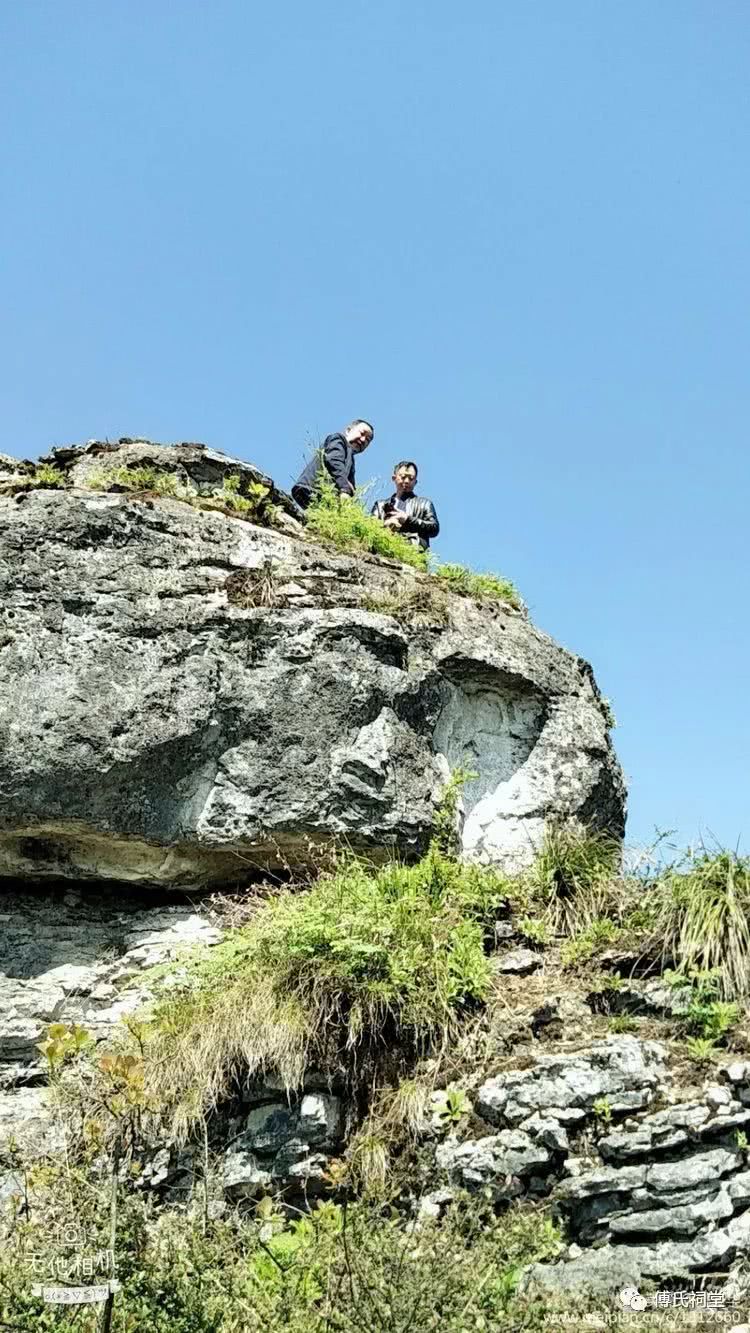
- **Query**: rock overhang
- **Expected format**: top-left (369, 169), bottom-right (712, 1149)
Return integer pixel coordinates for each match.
top-left (0, 441), bottom-right (626, 889)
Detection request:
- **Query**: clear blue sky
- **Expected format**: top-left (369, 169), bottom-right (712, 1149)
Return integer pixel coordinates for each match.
top-left (2, 1), bottom-right (748, 854)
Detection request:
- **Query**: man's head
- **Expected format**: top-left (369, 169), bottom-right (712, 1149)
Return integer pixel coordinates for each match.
top-left (345, 419), bottom-right (374, 453)
top-left (392, 460), bottom-right (418, 497)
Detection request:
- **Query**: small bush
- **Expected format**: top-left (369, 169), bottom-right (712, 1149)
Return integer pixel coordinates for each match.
top-left (362, 581), bottom-right (450, 626)
top-left (117, 847), bottom-right (509, 1141)
top-left (305, 477), bottom-right (428, 569)
top-left (686, 1035), bottom-right (717, 1067)
top-left (0, 1185), bottom-right (563, 1332)
top-left (433, 561), bottom-right (520, 608)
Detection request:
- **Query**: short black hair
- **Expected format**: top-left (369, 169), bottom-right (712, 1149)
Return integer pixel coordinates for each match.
top-left (347, 418), bottom-right (374, 437)
top-left (393, 459), bottom-right (418, 475)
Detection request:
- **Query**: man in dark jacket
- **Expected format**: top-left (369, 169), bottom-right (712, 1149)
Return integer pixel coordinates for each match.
top-left (291, 419), bottom-right (374, 510)
top-left (370, 461), bottom-right (440, 550)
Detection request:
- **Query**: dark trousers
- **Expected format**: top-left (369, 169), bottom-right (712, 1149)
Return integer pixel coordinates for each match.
top-left (291, 484), bottom-right (311, 511)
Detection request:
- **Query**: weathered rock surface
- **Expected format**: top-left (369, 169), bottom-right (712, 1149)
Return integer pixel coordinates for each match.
top-left (0, 887), bottom-right (345, 1209)
top-left (0, 439), bottom-right (624, 886)
top-left (477, 1036), bottom-right (668, 1125)
top-left (425, 1037), bottom-right (750, 1295)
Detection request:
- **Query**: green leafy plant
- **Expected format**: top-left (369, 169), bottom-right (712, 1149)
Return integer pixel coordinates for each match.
top-left (686, 1036), bottom-right (717, 1066)
top-left (561, 917), bottom-right (621, 968)
top-left (430, 1085), bottom-right (472, 1128)
top-left (685, 998), bottom-right (739, 1043)
top-left (517, 916), bottom-right (549, 946)
top-left (591, 1097), bottom-right (612, 1126)
top-left (36, 1022), bottom-right (94, 1070)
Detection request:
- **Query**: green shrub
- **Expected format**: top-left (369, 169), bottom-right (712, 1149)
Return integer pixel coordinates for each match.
top-left (0, 1188), bottom-right (562, 1332)
top-left (657, 850), bottom-right (750, 999)
top-left (433, 561), bottom-right (520, 608)
top-left (304, 476), bottom-right (428, 569)
top-left (121, 847), bottom-right (509, 1140)
top-left (361, 581), bottom-right (450, 626)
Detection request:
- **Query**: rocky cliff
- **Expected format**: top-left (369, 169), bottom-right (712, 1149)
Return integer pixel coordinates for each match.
top-left (10, 440), bottom-right (747, 1324)
top-left (0, 438), bottom-right (624, 887)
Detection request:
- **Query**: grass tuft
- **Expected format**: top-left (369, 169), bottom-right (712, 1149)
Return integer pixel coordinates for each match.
top-left (526, 822), bottom-right (622, 936)
top-left (433, 561), bottom-right (520, 607)
top-left (658, 850), bottom-right (750, 999)
top-left (304, 476), bottom-right (428, 569)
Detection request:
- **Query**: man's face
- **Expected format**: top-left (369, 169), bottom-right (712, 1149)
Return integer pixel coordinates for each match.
top-left (347, 423), bottom-right (373, 453)
top-left (393, 465), bottom-right (417, 495)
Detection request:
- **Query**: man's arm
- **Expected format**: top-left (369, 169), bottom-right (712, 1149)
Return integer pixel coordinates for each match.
top-left (323, 435), bottom-right (354, 494)
top-left (405, 499), bottom-right (440, 539)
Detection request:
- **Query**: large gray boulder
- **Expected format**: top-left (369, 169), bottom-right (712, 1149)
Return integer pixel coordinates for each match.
top-left (0, 440), bottom-right (625, 887)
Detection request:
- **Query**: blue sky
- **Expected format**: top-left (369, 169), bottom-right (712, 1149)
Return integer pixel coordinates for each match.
top-left (2, 1), bottom-right (748, 853)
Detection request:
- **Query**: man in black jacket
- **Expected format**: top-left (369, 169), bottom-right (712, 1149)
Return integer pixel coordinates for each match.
top-left (370, 461), bottom-right (440, 551)
top-left (291, 419), bottom-right (374, 510)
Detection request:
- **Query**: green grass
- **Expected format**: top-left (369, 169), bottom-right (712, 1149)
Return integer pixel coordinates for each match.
top-left (432, 561), bottom-right (520, 607)
top-left (560, 916), bottom-right (621, 968)
top-left (304, 477), bottom-right (428, 569)
top-left (84, 463), bottom-right (188, 496)
top-left (525, 822), bottom-right (623, 936)
top-left (121, 847), bottom-right (509, 1140)
top-left (84, 465), bottom-right (274, 523)
top-left (657, 850), bottom-right (750, 999)
top-left (1, 462), bottom-right (68, 490)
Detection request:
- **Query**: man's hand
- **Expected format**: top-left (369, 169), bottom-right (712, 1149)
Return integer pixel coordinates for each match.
top-left (384, 512), bottom-right (406, 529)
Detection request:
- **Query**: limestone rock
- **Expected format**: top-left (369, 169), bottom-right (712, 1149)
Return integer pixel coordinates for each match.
top-left (477, 1036), bottom-right (667, 1126)
top-left (435, 1129), bottom-right (553, 1199)
top-left (492, 947), bottom-right (541, 976)
top-left (0, 441), bottom-right (624, 886)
